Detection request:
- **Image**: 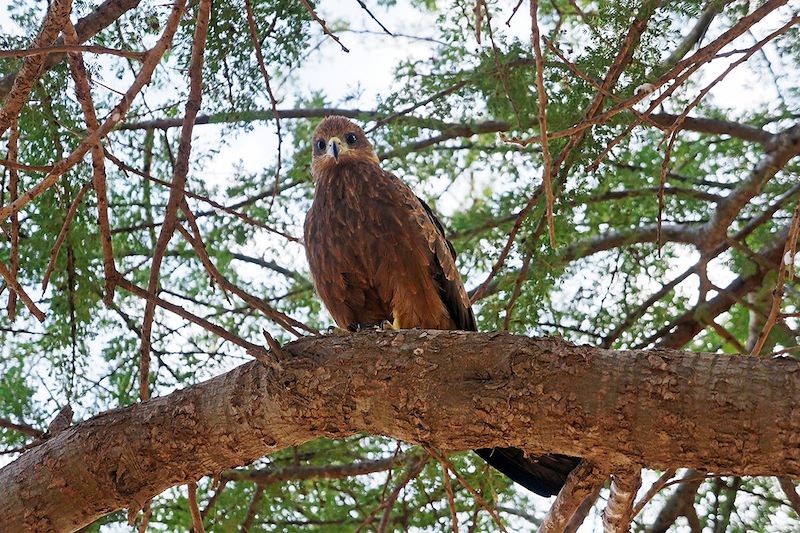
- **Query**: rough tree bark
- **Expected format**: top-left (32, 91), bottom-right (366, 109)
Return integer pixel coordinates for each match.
top-left (0, 330), bottom-right (798, 531)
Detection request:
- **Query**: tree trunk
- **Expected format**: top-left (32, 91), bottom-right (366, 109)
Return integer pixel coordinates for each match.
top-left (1, 330), bottom-right (798, 531)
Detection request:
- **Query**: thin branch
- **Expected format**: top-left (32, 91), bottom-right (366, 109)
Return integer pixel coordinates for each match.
top-left (649, 113), bottom-right (774, 146)
top-left (370, 456), bottom-right (428, 532)
top-left (646, 469), bottom-right (706, 533)
top-left (750, 200), bottom-right (800, 355)
top-left (243, 0), bottom-right (283, 215)
top-left (63, 20), bottom-right (117, 303)
top-left (778, 477), bottom-right (800, 515)
top-left (0, 417), bottom-right (44, 438)
top-left (187, 482), bottom-right (205, 533)
top-left (440, 458), bottom-right (459, 532)
top-left (223, 453), bottom-right (418, 485)
top-left (602, 467), bottom-right (642, 533)
top-left (529, 0), bottom-right (555, 246)
top-left (298, 0), bottom-right (350, 52)
top-left (659, 0), bottom-right (729, 69)
top-left (139, 0), bottom-right (210, 401)
top-left (239, 485), bottom-right (264, 532)
top-left (175, 214), bottom-right (312, 336)
top-left (41, 182), bottom-right (92, 292)
top-left (115, 276), bottom-right (268, 357)
top-left (424, 446), bottom-right (508, 533)
top-left (0, 44), bottom-right (145, 61)
top-left (0, 259), bottom-right (45, 322)
top-left (6, 121), bottom-right (20, 319)
top-left (356, 0), bottom-right (392, 35)
top-left (539, 461), bottom-right (609, 533)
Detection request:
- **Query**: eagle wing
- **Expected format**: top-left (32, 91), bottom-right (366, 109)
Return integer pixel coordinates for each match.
top-left (414, 195), bottom-right (476, 332)
top-left (412, 193), bottom-right (580, 497)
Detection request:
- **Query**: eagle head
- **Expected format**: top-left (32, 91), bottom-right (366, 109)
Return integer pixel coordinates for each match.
top-left (311, 116), bottom-right (379, 179)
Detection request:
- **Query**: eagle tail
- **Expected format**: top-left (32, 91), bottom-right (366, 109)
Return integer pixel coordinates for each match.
top-left (474, 447), bottom-right (581, 497)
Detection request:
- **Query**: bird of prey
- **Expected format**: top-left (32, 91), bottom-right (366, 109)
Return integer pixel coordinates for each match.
top-left (304, 115), bottom-right (579, 497)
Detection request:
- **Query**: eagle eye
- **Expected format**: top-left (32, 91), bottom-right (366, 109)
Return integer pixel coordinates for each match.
top-left (315, 139), bottom-right (326, 151)
top-left (345, 133), bottom-right (358, 145)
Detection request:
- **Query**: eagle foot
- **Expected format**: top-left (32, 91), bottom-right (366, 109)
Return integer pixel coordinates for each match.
top-left (324, 325), bottom-right (349, 335)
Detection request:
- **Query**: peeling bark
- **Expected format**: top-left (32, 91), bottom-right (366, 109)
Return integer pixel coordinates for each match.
top-left (0, 331), bottom-right (799, 531)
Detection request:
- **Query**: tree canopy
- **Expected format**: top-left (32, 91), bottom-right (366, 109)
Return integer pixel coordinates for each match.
top-left (0, 0), bottom-right (799, 531)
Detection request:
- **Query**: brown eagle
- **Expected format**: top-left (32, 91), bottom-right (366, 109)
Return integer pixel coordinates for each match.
top-left (304, 115), bottom-right (579, 497)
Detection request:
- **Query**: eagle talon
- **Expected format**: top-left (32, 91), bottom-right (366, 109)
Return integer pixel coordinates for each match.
top-left (324, 325), bottom-right (349, 335)
top-left (379, 320), bottom-right (395, 330)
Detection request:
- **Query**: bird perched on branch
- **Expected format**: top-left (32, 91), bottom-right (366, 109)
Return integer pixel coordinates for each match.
top-left (303, 115), bottom-right (579, 497)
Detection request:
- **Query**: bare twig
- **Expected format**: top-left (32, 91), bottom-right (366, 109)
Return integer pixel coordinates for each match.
top-left (564, 487), bottom-right (602, 533)
top-left (440, 459), bottom-right (459, 532)
top-left (116, 276), bottom-right (268, 357)
top-left (41, 182), bottom-right (92, 292)
top-left (244, 0), bottom-right (283, 214)
top-left (224, 452), bottom-right (418, 485)
top-left (240, 485), bottom-right (264, 532)
top-left (356, 0), bottom-right (392, 35)
top-left (474, 0), bottom-right (486, 43)
top-left (298, 0), bottom-right (350, 52)
top-left (529, 0), bottom-right (555, 246)
top-left (646, 469), bottom-right (705, 533)
top-left (368, 456), bottom-right (428, 532)
top-left (174, 212), bottom-right (312, 336)
top-left (424, 446), bottom-right (508, 533)
top-left (0, 259), bottom-right (45, 322)
top-left (6, 121), bottom-right (20, 319)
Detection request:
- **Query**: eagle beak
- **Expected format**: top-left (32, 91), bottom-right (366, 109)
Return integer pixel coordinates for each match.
top-left (327, 137), bottom-right (342, 161)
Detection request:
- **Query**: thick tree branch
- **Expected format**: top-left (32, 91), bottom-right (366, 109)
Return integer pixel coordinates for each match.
top-left (701, 123), bottom-right (800, 250)
top-left (649, 112), bottom-right (774, 146)
top-left (1, 331), bottom-right (799, 531)
top-left (562, 225), bottom-right (696, 262)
